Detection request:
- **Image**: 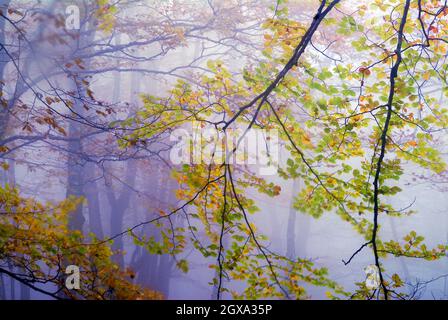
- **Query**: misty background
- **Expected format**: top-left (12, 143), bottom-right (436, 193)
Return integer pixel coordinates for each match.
top-left (1, 0), bottom-right (447, 299)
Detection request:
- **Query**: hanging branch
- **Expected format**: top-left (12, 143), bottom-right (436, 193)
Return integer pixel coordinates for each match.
top-left (223, 0), bottom-right (341, 131)
top-left (371, 0), bottom-right (411, 300)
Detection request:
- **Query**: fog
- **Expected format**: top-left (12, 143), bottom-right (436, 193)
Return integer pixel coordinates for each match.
top-left (1, 0), bottom-right (448, 300)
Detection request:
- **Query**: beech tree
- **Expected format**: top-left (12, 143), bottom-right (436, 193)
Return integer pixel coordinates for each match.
top-left (2, 0), bottom-right (448, 300)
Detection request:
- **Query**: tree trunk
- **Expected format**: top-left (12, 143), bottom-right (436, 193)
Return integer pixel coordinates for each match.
top-left (105, 160), bottom-right (137, 267)
top-left (84, 162), bottom-right (104, 238)
top-left (286, 179), bottom-right (299, 258)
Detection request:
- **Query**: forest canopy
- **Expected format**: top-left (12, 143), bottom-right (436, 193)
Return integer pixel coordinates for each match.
top-left (1, 0), bottom-right (448, 300)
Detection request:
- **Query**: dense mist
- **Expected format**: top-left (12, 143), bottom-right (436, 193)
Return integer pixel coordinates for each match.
top-left (1, 0), bottom-right (448, 301)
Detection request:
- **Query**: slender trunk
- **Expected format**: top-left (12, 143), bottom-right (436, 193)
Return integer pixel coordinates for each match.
top-left (0, 274), bottom-right (5, 299)
top-left (157, 254), bottom-right (174, 296)
top-left (0, 0), bottom-right (14, 142)
top-left (155, 168), bottom-right (178, 297)
top-left (84, 162), bottom-right (104, 238)
top-left (19, 281), bottom-right (30, 300)
top-left (389, 218), bottom-right (410, 280)
top-left (8, 263), bottom-right (14, 299)
top-left (8, 160), bottom-right (30, 299)
top-left (66, 118), bottom-right (85, 230)
top-left (135, 167), bottom-right (166, 292)
top-left (106, 160), bottom-right (137, 267)
top-left (60, 2), bottom-right (97, 298)
top-left (287, 178), bottom-right (310, 258)
top-left (286, 179), bottom-right (299, 258)
top-left (296, 210), bottom-right (310, 257)
top-left (106, 63), bottom-right (143, 266)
